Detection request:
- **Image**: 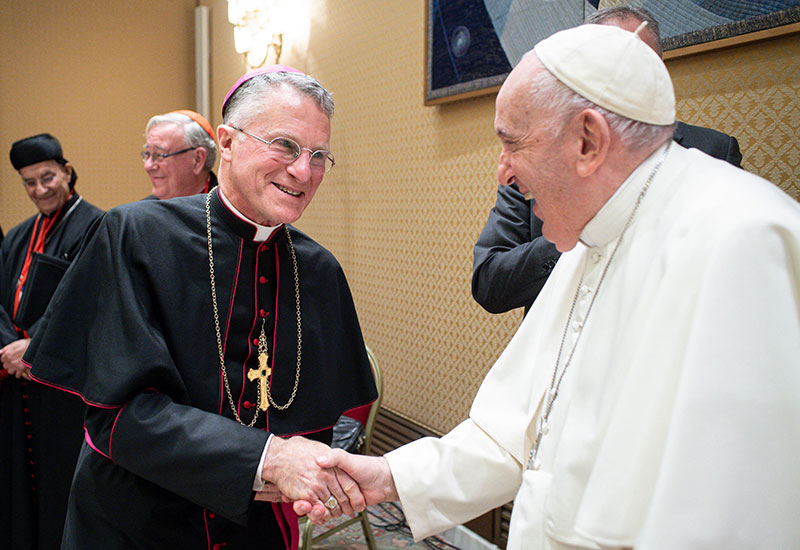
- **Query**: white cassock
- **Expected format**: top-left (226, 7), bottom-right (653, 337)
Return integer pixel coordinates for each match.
top-left (386, 142), bottom-right (800, 549)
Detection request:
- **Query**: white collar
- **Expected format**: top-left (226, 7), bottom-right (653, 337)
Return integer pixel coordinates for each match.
top-left (580, 142), bottom-right (670, 249)
top-left (218, 187), bottom-right (280, 242)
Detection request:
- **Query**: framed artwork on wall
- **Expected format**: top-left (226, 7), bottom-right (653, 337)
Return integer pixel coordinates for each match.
top-left (425, 0), bottom-right (800, 105)
top-left (629, 1), bottom-right (800, 58)
top-left (424, 0), bottom-right (593, 105)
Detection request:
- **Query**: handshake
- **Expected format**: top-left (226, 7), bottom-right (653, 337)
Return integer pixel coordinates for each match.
top-left (255, 435), bottom-right (399, 525)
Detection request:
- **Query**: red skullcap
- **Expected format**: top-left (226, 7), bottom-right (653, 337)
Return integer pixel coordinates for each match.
top-left (170, 110), bottom-right (217, 144)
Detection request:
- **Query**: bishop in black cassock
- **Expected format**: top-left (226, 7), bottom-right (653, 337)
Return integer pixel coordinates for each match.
top-left (1, 133), bottom-right (103, 550)
top-left (24, 69), bottom-right (377, 549)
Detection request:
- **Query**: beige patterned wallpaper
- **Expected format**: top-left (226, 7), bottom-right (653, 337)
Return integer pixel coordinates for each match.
top-left (670, 37), bottom-right (800, 200)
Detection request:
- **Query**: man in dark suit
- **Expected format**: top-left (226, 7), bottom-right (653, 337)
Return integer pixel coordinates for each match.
top-left (472, 6), bottom-right (742, 314)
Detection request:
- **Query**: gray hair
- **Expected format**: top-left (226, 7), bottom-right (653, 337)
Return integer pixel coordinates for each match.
top-left (586, 6), bottom-right (663, 57)
top-left (524, 53), bottom-right (675, 151)
top-left (146, 113), bottom-right (217, 171)
top-left (222, 72), bottom-right (334, 129)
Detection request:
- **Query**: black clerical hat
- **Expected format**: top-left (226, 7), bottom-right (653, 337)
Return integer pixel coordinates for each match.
top-left (9, 133), bottom-right (77, 188)
top-left (9, 133), bottom-right (68, 171)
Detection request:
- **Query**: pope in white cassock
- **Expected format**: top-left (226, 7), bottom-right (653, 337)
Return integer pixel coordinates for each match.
top-left (293, 23), bottom-right (800, 549)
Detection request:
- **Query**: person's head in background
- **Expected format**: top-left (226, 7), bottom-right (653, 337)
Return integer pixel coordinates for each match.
top-left (142, 110), bottom-right (218, 199)
top-left (10, 133), bottom-right (76, 216)
top-left (586, 6), bottom-right (663, 57)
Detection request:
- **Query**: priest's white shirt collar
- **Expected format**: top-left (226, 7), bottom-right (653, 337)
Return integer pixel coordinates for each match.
top-left (218, 187), bottom-right (280, 242)
top-left (579, 141), bottom-right (671, 249)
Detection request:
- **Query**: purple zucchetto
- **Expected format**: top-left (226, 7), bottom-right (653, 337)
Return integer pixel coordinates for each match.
top-left (222, 65), bottom-right (305, 117)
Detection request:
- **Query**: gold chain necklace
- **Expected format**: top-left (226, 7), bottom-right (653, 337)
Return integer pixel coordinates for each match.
top-left (205, 192), bottom-right (303, 427)
top-left (527, 144), bottom-right (668, 470)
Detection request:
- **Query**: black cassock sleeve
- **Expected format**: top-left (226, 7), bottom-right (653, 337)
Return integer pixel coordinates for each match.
top-left (472, 183), bottom-right (560, 314)
top-left (85, 393), bottom-right (266, 523)
top-left (0, 237), bottom-right (22, 345)
top-left (0, 304), bottom-right (16, 346)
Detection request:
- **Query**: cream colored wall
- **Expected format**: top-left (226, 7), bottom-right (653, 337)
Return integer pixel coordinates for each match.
top-left (0, 0), bottom-right (199, 227)
top-left (2, 1), bottom-right (798, 435)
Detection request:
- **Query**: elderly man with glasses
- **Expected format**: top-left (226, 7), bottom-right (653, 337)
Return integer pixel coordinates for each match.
top-left (23, 67), bottom-right (377, 550)
top-left (142, 109), bottom-right (219, 199)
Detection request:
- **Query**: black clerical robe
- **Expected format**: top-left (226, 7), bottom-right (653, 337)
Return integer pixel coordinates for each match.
top-left (24, 189), bottom-right (377, 550)
top-left (0, 193), bottom-right (103, 550)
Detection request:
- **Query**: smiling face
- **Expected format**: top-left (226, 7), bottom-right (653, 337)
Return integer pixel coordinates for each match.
top-left (218, 85), bottom-right (331, 227)
top-left (19, 160), bottom-right (72, 216)
top-left (143, 122), bottom-right (203, 200)
top-left (494, 56), bottom-right (589, 252)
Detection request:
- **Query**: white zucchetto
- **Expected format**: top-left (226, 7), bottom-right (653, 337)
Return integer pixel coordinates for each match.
top-left (534, 23), bottom-right (676, 125)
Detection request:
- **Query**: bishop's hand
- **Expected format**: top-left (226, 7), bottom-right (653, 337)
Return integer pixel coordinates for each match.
top-left (257, 436), bottom-right (365, 518)
top-left (1, 338), bottom-right (31, 379)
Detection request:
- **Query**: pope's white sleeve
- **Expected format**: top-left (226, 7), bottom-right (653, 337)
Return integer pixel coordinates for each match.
top-left (385, 418), bottom-right (522, 541)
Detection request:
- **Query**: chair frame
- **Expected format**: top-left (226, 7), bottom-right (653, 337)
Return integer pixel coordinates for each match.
top-left (300, 346), bottom-right (383, 550)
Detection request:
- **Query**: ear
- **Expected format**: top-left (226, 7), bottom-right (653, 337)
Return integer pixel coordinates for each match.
top-left (218, 125), bottom-right (234, 162)
top-left (63, 162), bottom-right (74, 177)
top-left (574, 109), bottom-right (610, 178)
top-left (192, 147), bottom-right (208, 175)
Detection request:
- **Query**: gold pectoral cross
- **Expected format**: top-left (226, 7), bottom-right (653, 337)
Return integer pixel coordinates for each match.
top-left (247, 351), bottom-right (271, 411)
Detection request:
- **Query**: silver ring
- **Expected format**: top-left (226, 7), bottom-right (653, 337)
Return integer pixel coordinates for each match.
top-left (324, 495), bottom-right (338, 510)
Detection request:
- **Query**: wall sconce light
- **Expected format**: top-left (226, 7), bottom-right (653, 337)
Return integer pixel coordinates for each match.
top-left (227, 0), bottom-right (289, 68)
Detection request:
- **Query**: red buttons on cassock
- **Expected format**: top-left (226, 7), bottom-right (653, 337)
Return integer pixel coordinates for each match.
top-left (252, 338), bottom-right (259, 346)
top-left (259, 276), bottom-right (267, 284)
top-left (243, 401), bottom-right (253, 409)
top-left (213, 544), bottom-right (221, 550)
top-left (259, 244), bottom-right (266, 253)
top-left (208, 512), bottom-right (216, 519)
top-left (260, 309), bottom-right (267, 318)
